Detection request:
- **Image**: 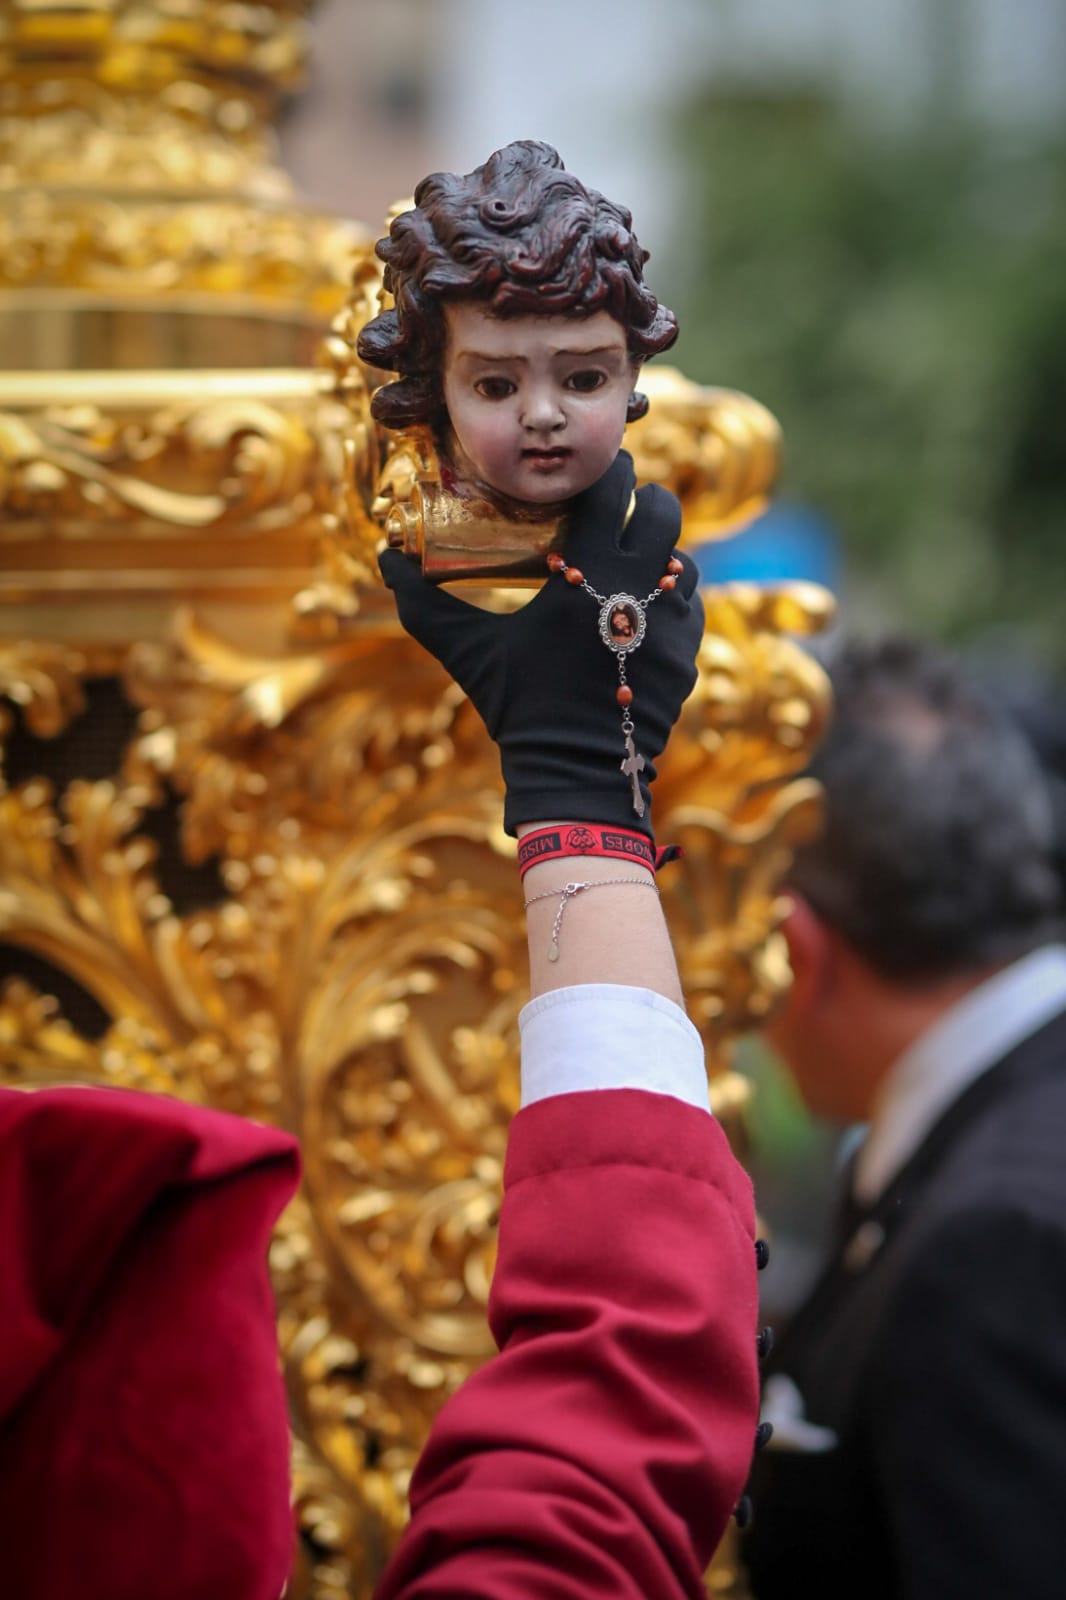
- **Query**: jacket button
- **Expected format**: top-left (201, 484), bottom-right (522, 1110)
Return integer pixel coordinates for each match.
top-left (757, 1325), bottom-right (775, 1361)
top-left (755, 1237), bottom-right (770, 1270)
top-left (755, 1421), bottom-right (774, 1451)
top-left (734, 1494), bottom-right (754, 1529)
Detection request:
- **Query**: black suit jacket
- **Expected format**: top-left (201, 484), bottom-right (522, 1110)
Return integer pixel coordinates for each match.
top-left (743, 1003), bottom-right (1066, 1600)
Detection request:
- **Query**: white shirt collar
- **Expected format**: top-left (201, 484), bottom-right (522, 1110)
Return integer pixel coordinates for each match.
top-left (853, 944), bottom-right (1066, 1203)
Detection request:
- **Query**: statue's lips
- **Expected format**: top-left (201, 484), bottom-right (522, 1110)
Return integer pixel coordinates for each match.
top-left (521, 448), bottom-right (572, 466)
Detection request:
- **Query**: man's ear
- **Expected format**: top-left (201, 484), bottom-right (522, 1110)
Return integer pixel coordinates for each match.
top-left (778, 892), bottom-right (834, 1014)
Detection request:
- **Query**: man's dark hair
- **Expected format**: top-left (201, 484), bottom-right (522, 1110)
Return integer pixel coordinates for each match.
top-left (357, 139), bottom-right (677, 432)
top-left (791, 636), bottom-right (1062, 983)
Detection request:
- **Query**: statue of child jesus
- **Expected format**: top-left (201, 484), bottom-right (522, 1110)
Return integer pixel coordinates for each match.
top-left (357, 139), bottom-right (678, 514)
top-left (366, 141), bottom-right (701, 838)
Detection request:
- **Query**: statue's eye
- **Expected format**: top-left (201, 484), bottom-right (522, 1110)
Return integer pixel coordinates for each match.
top-left (566, 369), bottom-right (607, 393)
top-left (474, 376), bottom-right (516, 400)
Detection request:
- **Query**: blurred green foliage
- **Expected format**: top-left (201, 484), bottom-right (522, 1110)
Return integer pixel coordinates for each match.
top-left (666, 91), bottom-right (1066, 664)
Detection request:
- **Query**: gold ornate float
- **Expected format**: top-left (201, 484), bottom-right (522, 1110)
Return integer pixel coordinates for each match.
top-left (0, 4), bottom-right (831, 1595)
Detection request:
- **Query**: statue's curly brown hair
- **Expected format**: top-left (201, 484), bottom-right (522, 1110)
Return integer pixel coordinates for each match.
top-left (357, 140), bottom-right (678, 431)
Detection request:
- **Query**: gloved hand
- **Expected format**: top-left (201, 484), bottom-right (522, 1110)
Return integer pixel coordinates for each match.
top-left (379, 451), bottom-right (704, 837)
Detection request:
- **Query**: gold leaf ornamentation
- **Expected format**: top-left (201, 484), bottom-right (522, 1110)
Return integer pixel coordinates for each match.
top-left (657, 584), bottom-right (834, 1060)
top-left (0, 77), bottom-right (287, 196)
top-left (0, 2), bottom-right (312, 102)
top-left (0, 641), bottom-right (88, 748)
top-left (0, 191), bottom-right (363, 308)
top-left (625, 367), bottom-right (783, 544)
top-left (0, 574), bottom-right (832, 1596)
top-left (0, 390), bottom-right (352, 531)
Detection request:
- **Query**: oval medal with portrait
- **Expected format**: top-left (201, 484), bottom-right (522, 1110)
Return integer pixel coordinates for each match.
top-left (599, 594), bottom-right (645, 654)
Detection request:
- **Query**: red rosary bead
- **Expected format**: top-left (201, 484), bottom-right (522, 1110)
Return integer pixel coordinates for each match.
top-left (616, 685), bottom-right (634, 706)
top-left (547, 552), bottom-right (566, 572)
top-left (660, 574), bottom-right (677, 590)
top-left (667, 556), bottom-right (684, 575)
top-left (565, 567), bottom-right (585, 586)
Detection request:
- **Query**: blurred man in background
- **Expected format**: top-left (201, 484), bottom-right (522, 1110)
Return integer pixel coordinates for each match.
top-left (743, 635), bottom-right (1066, 1600)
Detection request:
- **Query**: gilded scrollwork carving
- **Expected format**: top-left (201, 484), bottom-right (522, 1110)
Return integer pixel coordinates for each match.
top-left (0, 1), bottom-right (312, 100)
top-left (0, 601), bottom-right (831, 1600)
top-left (0, 584), bottom-right (830, 1595)
top-left (0, 387), bottom-right (356, 533)
top-left (628, 367), bottom-right (782, 544)
top-left (0, 618), bottom-right (525, 1585)
top-left (0, 190), bottom-right (364, 305)
top-left (0, 641), bottom-right (88, 748)
top-left (0, 77), bottom-right (288, 196)
top-left (296, 253), bottom-right (391, 620)
top-left (657, 583), bottom-right (834, 1059)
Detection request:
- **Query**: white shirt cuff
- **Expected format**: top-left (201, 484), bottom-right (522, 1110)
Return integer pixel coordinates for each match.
top-left (518, 984), bottom-right (712, 1115)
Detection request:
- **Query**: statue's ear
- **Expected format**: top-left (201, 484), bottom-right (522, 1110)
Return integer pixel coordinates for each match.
top-left (626, 390), bottom-right (649, 423)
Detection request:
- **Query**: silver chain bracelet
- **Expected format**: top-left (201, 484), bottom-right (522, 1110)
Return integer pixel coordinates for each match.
top-left (523, 876), bottom-right (659, 962)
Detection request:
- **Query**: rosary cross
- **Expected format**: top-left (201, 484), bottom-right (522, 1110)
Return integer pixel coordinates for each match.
top-left (621, 733), bottom-right (646, 818)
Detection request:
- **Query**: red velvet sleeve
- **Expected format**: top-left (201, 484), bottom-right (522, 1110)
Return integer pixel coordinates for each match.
top-left (0, 1084), bottom-right (300, 1600)
top-left (376, 1088), bottom-right (760, 1599)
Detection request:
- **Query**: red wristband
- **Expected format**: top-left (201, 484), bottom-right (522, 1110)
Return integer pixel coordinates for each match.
top-left (517, 824), bottom-right (682, 878)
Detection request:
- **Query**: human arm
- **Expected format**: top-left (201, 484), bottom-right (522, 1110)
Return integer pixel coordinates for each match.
top-left (376, 1083), bottom-right (760, 1600)
top-left (375, 453), bottom-right (761, 1597)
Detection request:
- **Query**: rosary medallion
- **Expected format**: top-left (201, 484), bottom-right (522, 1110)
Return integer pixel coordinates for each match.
top-left (598, 595), bottom-right (646, 654)
top-left (547, 552), bottom-right (685, 819)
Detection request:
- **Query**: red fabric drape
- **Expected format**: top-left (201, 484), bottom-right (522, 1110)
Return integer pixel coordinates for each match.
top-left (0, 1085), bottom-right (300, 1600)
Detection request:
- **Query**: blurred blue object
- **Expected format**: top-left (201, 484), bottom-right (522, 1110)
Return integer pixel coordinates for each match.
top-left (694, 503), bottom-right (840, 591)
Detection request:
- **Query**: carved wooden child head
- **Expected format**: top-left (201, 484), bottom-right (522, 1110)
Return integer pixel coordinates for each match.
top-left (357, 140), bottom-right (677, 507)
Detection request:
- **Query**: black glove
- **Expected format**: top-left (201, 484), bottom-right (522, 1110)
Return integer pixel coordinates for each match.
top-left (379, 451), bottom-right (704, 838)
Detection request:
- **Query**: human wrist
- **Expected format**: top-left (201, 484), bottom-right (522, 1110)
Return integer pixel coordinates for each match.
top-left (523, 874), bottom-right (661, 971)
top-left (518, 822), bottom-right (682, 1002)
top-left (518, 819), bottom-right (653, 883)
top-left (521, 860), bottom-right (656, 901)
top-left (517, 820), bottom-right (677, 881)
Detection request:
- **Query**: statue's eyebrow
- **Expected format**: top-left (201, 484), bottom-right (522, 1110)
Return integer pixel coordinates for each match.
top-left (455, 344), bottom-right (626, 364)
top-left (453, 349), bottom-right (526, 364)
top-left (551, 345), bottom-right (627, 360)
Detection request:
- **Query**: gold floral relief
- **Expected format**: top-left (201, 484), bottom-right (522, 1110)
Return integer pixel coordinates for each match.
top-left (0, 588), bottom-right (830, 1595)
top-left (0, 190), bottom-right (365, 307)
top-left (628, 368), bottom-right (783, 544)
top-left (660, 584), bottom-right (833, 1058)
top-left (0, 1), bottom-right (312, 101)
top-left (0, 388), bottom-right (338, 530)
top-left (0, 376), bottom-right (388, 622)
top-left (0, 510), bottom-right (829, 1600)
top-left (0, 77), bottom-right (287, 195)
top-left (0, 624), bottom-right (522, 1588)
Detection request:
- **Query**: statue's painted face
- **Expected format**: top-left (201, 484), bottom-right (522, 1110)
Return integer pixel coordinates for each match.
top-left (442, 303), bottom-right (637, 506)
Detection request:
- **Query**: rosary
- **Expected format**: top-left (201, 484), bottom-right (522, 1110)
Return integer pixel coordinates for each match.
top-left (545, 548), bottom-right (684, 817)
